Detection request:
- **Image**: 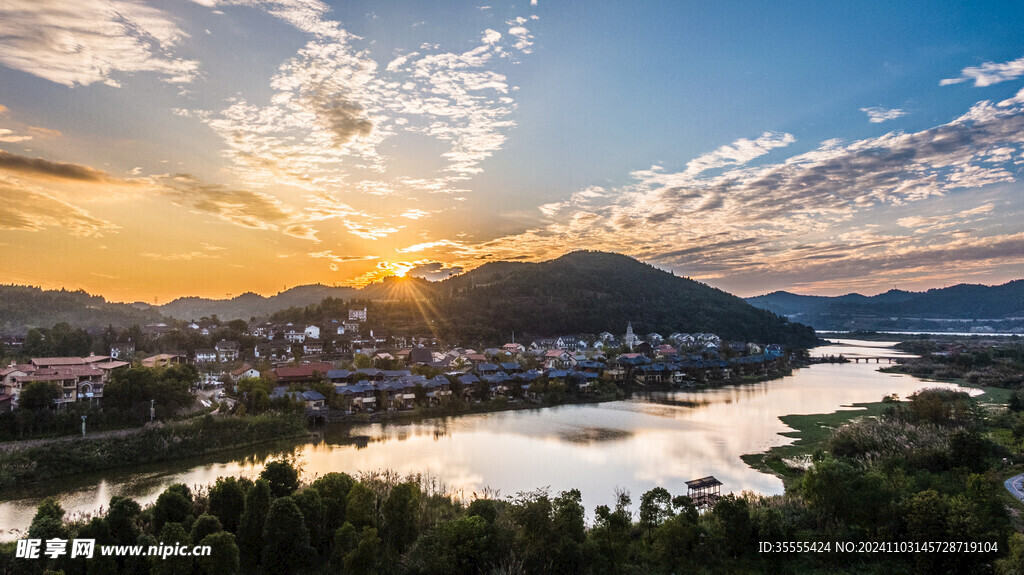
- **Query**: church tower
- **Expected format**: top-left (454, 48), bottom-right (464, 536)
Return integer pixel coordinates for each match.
top-left (625, 321), bottom-right (638, 351)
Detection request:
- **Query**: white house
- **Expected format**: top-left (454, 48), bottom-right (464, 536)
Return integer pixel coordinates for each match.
top-left (305, 325), bottom-right (321, 340)
top-left (349, 307), bottom-right (368, 322)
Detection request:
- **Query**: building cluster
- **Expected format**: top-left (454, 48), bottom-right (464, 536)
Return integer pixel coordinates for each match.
top-left (3, 300), bottom-right (789, 415)
top-left (219, 320), bottom-right (787, 415)
top-left (0, 355), bottom-right (130, 411)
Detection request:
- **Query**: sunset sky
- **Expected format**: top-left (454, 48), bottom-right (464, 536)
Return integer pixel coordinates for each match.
top-left (2, 0), bottom-right (1024, 303)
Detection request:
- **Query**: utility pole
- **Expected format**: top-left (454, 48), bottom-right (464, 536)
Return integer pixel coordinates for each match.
top-left (81, 415), bottom-right (87, 437)
top-left (150, 399), bottom-right (155, 422)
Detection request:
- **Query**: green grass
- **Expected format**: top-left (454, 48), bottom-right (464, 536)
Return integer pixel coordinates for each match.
top-left (743, 381), bottom-right (1015, 488)
top-left (742, 400), bottom-right (894, 484)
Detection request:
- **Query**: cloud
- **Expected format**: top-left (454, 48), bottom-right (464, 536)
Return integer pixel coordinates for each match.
top-left (0, 0), bottom-right (199, 87)
top-left (0, 150), bottom-right (124, 183)
top-left (157, 173), bottom-right (317, 238)
top-left (193, 1), bottom-right (530, 199)
top-left (0, 128), bottom-right (31, 143)
top-left (399, 208), bottom-right (432, 219)
top-left (462, 97), bottom-right (1024, 294)
top-left (304, 193), bottom-right (401, 239)
top-left (507, 17), bottom-right (533, 53)
top-left (396, 239), bottom-right (470, 253)
top-left (26, 126), bottom-right (62, 139)
top-left (309, 250), bottom-right (378, 271)
top-left (406, 261), bottom-right (464, 281)
top-left (0, 180), bottom-right (116, 236)
top-left (683, 131), bottom-right (795, 176)
top-left (861, 106), bottom-right (907, 123)
top-left (140, 250), bottom-right (223, 261)
top-left (941, 55), bottom-right (1024, 87)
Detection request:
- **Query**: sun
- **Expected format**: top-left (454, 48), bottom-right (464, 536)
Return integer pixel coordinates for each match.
top-left (391, 263), bottom-right (413, 277)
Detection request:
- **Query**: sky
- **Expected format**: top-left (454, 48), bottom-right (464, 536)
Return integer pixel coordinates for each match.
top-left (2, 0), bottom-right (1024, 302)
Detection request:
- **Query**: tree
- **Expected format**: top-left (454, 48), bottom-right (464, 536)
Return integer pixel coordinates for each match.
top-left (711, 495), bottom-right (753, 559)
top-left (292, 488), bottom-right (327, 552)
top-left (151, 522), bottom-right (192, 575)
top-left (310, 472), bottom-right (355, 534)
top-left (261, 497), bottom-right (314, 575)
top-left (405, 516), bottom-right (493, 575)
top-left (639, 487), bottom-right (673, 538)
top-left (208, 476), bottom-right (246, 532)
top-left (197, 531), bottom-right (239, 575)
top-left (28, 497), bottom-right (67, 541)
top-left (344, 527), bottom-right (381, 575)
top-left (381, 482), bottom-right (420, 553)
top-left (18, 381), bottom-right (60, 411)
top-left (107, 496), bottom-right (142, 545)
top-left (551, 489), bottom-right (587, 573)
top-left (346, 482), bottom-right (377, 529)
top-left (260, 458), bottom-right (301, 498)
top-left (152, 488), bottom-right (192, 533)
top-left (237, 479), bottom-right (271, 573)
top-left (190, 514), bottom-right (223, 543)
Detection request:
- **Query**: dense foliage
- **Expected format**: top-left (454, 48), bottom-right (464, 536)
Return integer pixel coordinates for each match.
top-left (0, 285), bottom-right (162, 336)
top-left (3, 387), bottom-right (1018, 575)
top-left (890, 340), bottom-right (1024, 387)
top-left (0, 413), bottom-right (307, 488)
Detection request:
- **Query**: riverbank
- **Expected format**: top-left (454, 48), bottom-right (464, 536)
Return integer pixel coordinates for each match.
top-left (0, 412), bottom-right (309, 490)
top-left (743, 383), bottom-right (1014, 486)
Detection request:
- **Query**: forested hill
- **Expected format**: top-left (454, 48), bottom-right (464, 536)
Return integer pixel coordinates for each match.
top-left (0, 253), bottom-right (819, 347)
top-left (747, 280), bottom-right (1024, 319)
top-left (0, 285), bottom-right (163, 335)
top-left (156, 284), bottom-right (359, 320)
top-left (433, 251), bottom-right (818, 347)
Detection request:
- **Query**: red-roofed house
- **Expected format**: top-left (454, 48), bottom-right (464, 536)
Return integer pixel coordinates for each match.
top-left (273, 362), bottom-right (334, 384)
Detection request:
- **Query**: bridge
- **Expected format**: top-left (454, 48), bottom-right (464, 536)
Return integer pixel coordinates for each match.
top-left (809, 356), bottom-right (904, 364)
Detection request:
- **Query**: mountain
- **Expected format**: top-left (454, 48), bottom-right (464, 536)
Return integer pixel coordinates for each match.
top-left (156, 284), bottom-right (359, 320)
top-left (747, 281), bottom-right (1024, 331)
top-left (431, 251), bottom-right (818, 347)
top-left (0, 285), bottom-right (163, 335)
top-left (1, 252), bottom-right (818, 346)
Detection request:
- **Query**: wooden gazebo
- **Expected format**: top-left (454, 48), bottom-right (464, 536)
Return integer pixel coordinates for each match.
top-left (686, 476), bottom-right (722, 508)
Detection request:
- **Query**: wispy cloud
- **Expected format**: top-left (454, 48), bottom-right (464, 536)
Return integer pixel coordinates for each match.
top-left (0, 179), bottom-right (116, 236)
top-left (0, 0), bottom-right (199, 87)
top-left (190, 0), bottom-right (530, 203)
top-left (140, 250), bottom-right (223, 261)
top-left (396, 239), bottom-right (470, 253)
top-left (0, 150), bottom-right (126, 183)
top-left (157, 173), bottom-right (318, 240)
top-left (861, 106), bottom-right (907, 123)
top-left (466, 96), bottom-right (1024, 293)
top-left (309, 250), bottom-right (378, 271)
top-left (682, 131), bottom-right (795, 176)
top-left (941, 54), bottom-right (1024, 87)
top-left (0, 128), bottom-right (31, 143)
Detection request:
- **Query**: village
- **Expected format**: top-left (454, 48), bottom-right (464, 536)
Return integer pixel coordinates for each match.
top-left (0, 304), bottom-right (790, 419)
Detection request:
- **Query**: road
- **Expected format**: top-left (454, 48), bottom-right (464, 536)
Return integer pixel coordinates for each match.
top-left (1004, 473), bottom-right (1024, 502)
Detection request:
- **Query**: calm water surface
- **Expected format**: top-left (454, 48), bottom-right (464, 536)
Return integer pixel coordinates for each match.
top-left (0, 339), bottom-right (958, 539)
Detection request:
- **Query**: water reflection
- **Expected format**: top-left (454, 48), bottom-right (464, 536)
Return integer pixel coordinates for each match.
top-left (0, 340), bottom-right (960, 540)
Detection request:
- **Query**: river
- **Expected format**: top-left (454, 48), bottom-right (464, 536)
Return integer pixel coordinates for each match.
top-left (0, 339), bottom-right (960, 539)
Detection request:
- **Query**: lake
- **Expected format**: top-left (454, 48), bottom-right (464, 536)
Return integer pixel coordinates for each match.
top-left (0, 339), bottom-right (958, 539)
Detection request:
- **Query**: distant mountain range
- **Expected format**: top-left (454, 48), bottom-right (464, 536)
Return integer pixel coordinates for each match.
top-left (746, 281), bottom-right (1024, 332)
top-left (153, 284), bottom-right (359, 320)
top-left (0, 285), bottom-right (163, 335)
top-left (0, 251), bottom-right (818, 347)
